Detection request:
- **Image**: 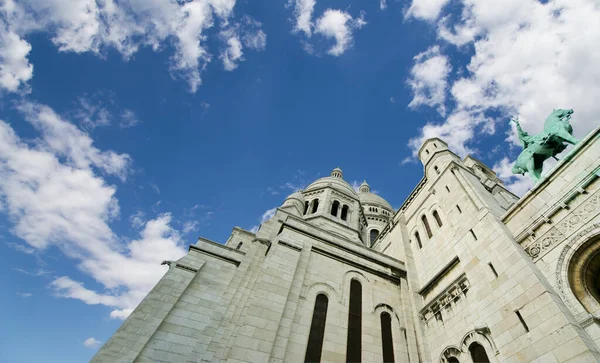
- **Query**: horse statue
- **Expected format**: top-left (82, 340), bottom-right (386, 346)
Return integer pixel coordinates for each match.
top-left (511, 109), bottom-right (578, 182)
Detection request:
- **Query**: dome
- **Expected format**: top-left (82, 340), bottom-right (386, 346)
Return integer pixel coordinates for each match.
top-left (358, 183), bottom-right (393, 211)
top-left (304, 168), bottom-right (357, 197)
top-left (285, 190), bottom-right (305, 203)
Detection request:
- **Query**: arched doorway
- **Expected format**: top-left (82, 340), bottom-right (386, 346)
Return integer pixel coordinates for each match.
top-left (469, 342), bottom-right (490, 363)
top-left (568, 236), bottom-right (600, 315)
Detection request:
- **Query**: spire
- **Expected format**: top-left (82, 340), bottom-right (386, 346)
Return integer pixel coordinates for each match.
top-left (331, 167), bottom-right (343, 179)
top-left (359, 180), bottom-right (370, 193)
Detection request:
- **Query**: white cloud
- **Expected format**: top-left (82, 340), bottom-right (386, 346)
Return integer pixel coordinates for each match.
top-left (407, 46), bottom-right (451, 115)
top-left (182, 220), bottom-right (200, 234)
top-left (16, 292), bottom-right (32, 298)
top-left (72, 93), bottom-right (116, 130)
top-left (380, 0), bottom-right (387, 11)
top-left (130, 210), bottom-right (145, 229)
top-left (406, 0), bottom-right (600, 166)
top-left (406, 0), bottom-right (450, 21)
top-left (110, 308), bottom-right (133, 320)
top-left (83, 337), bottom-right (102, 349)
top-left (220, 35), bottom-right (244, 71)
top-left (120, 109), bottom-right (140, 128)
top-left (0, 28), bottom-right (33, 92)
top-left (0, 0), bottom-right (265, 92)
top-left (250, 207), bottom-right (277, 233)
top-left (219, 17), bottom-right (266, 71)
top-left (0, 102), bottom-right (186, 319)
top-left (315, 9), bottom-right (366, 56)
top-left (13, 267), bottom-right (53, 276)
top-left (290, 0), bottom-right (316, 36)
top-left (288, 2), bottom-right (366, 56)
top-left (6, 242), bottom-right (35, 254)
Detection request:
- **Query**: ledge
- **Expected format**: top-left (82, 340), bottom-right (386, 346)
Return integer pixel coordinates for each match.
top-left (280, 218), bottom-right (406, 278)
top-left (418, 256), bottom-right (460, 296)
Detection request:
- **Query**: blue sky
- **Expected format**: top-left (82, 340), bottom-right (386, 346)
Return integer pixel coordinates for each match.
top-left (1, 0), bottom-right (599, 361)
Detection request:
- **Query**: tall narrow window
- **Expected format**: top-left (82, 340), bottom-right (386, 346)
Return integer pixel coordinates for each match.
top-left (341, 205), bottom-right (349, 221)
top-left (312, 199), bottom-right (319, 214)
top-left (346, 280), bottom-right (362, 363)
top-left (468, 343), bottom-right (490, 363)
top-left (331, 201), bottom-right (340, 217)
top-left (305, 294), bottom-right (329, 363)
top-left (470, 229), bottom-right (477, 241)
top-left (422, 215), bottom-right (432, 238)
top-left (304, 201), bottom-right (309, 215)
top-left (380, 312), bottom-right (395, 363)
top-left (370, 229), bottom-right (380, 245)
top-left (456, 204), bottom-right (462, 213)
top-left (515, 310), bottom-right (529, 332)
top-left (415, 232), bottom-right (422, 249)
top-left (236, 242), bottom-right (243, 250)
top-left (434, 166), bottom-right (440, 175)
top-left (433, 210), bottom-right (443, 227)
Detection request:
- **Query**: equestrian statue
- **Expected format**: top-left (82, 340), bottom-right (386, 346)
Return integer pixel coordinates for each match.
top-left (511, 109), bottom-right (579, 182)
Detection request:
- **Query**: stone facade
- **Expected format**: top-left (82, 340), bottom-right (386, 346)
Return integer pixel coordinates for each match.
top-left (93, 127), bottom-right (600, 363)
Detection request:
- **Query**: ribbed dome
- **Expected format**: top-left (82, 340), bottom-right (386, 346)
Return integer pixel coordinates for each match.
top-left (305, 168), bottom-right (357, 197)
top-left (359, 190), bottom-right (393, 211)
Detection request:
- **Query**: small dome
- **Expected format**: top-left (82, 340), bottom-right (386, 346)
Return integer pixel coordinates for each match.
top-left (285, 190), bottom-right (305, 202)
top-left (359, 183), bottom-right (393, 211)
top-left (305, 177), bottom-right (357, 197)
top-left (359, 180), bottom-right (370, 193)
top-left (331, 167), bottom-right (343, 178)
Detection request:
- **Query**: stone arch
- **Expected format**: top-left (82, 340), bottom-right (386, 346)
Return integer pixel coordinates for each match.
top-left (556, 222), bottom-right (600, 317)
top-left (373, 303), bottom-right (401, 324)
top-left (301, 282), bottom-right (341, 303)
top-left (341, 270), bottom-right (370, 306)
top-left (439, 346), bottom-right (462, 363)
top-left (427, 204), bottom-right (445, 229)
top-left (459, 328), bottom-right (498, 361)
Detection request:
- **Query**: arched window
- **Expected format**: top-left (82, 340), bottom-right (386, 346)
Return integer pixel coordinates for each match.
top-left (236, 242), bottom-right (243, 250)
top-left (341, 205), bottom-right (349, 221)
top-left (422, 215), bottom-right (432, 238)
top-left (415, 231), bottom-right (422, 249)
top-left (304, 294), bottom-right (329, 363)
top-left (469, 343), bottom-right (490, 363)
top-left (370, 229), bottom-right (380, 245)
top-left (433, 210), bottom-right (443, 227)
top-left (568, 236), bottom-right (600, 315)
top-left (346, 279), bottom-right (362, 363)
top-left (312, 199), bottom-right (319, 214)
top-left (331, 201), bottom-right (340, 217)
top-left (434, 166), bottom-right (440, 175)
top-left (380, 312), bottom-right (395, 363)
top-left (448, 358), bottom-right (459, 363)
top-left (304, 201), bottom-right (309, 215)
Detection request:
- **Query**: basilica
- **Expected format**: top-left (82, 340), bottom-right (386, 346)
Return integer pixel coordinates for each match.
top-left (93, 127), bottom-right (600, 363)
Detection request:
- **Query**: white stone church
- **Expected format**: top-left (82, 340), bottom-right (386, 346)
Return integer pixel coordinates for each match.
top-left (93, 128), bottom-right (600, 363)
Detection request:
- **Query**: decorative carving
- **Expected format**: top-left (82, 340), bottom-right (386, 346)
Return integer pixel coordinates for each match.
top-left (525, 190), bottom-right (599, 260)
top-left (420, 274), bottom-right (469, 323)
top-left (555, 222), bottom-right (600, 314)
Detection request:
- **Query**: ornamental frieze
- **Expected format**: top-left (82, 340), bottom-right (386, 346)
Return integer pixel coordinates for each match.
top-left (525, 190), bottom-right (599, 260)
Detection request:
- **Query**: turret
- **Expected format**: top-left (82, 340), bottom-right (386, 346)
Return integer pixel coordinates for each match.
top-left (281, 190), bottom-right (305, 216)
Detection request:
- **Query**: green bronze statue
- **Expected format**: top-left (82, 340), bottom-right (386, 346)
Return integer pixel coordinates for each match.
top-left (511, 109), bottom-right (579, 182)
